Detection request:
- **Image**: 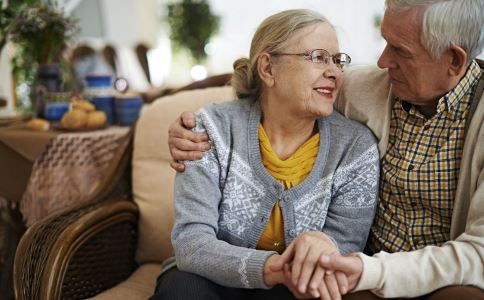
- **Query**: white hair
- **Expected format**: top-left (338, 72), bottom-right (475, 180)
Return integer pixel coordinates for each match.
top-left (386, 0), bottom-right (484, 64)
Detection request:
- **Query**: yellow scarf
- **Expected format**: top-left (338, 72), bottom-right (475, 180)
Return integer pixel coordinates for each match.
top-left (256, 124), bottom-right (320, 253)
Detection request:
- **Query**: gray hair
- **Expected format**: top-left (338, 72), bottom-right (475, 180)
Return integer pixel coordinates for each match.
top-left (386, 0), bottom-right (484, 64)
top-left (231, 9), bottom-right (332, 99)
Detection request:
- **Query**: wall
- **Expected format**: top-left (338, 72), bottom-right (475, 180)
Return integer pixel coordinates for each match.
top-left (0, 46), bottom-right (14, 117)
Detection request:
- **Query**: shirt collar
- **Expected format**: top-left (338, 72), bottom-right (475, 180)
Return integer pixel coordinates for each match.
top-left (396, 60), bottom-right (481, 120)
top-left (441, 60), bottom-right (481, 117)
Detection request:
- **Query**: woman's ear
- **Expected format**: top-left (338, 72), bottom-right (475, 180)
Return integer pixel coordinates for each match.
top-left (257, 53), bottom-right (275, 87)
top-left (448, 44), bottom-right (467, 76)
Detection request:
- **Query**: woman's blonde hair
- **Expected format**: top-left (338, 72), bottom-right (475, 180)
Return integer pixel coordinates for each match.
top-left (231, 9), bottom-right (331, 99)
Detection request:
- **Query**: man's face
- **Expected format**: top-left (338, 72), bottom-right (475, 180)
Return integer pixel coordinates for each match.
top-left (377, 8), bottom-right (452, 109)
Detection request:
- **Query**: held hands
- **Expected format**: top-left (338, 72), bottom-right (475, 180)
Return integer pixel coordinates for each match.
top-left (319, 253), bottom-right (364, 293)
top-left (267, 231), bottom-right (349, 299)
top-left (168, 111), bottom-right (212, 172)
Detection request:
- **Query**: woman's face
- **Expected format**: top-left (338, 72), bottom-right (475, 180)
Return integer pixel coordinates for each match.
top-left (270, 22), bottom-right (343, 119)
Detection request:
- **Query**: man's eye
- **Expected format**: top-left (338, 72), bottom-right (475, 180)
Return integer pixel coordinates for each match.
top-left (394, 46), bottom-right (411, 58)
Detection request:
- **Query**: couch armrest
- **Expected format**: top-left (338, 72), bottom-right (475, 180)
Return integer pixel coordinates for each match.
top-left (14, 200), bottom-right (139, 300)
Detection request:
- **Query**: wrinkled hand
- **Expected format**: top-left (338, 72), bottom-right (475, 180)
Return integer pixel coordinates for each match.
top-left (263, 254), bottom-right (285, 286)
top-left (281, 263), bottom-right (348, 300)
top-left (168, 111), bottom-right (211, 172)
top-left (319, 253), bottom-right (363, 293)
top-left (269, 232), bottom-right (342, 296)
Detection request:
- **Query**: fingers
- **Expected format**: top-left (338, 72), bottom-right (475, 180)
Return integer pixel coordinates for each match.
top-left (324, 272), bottom-right (341, 300)
top-left (170, 160), bottom-right (185, 172)
top-left (291, 241), bottom-right (310, 287)
top-left (308, 266), bottom-right (325, 298)
top-left (318, 279), bottom-right (331, 300)
top-left (319, 254), bottom-right (363, 293)
top-left (172, 137), bottom-right (211, 152)
top-left (335, 271), bottom-right (348, 295)
top-left (171, 148), bottom-right (203, 161)
top-left (168, 124), bottom-right (209, 144)
top-left (283, 264), bottom-right (305, 299)
top-left (180, 111), bottom-right (197, 128)
top-left (319, 254), bottom-right (354, 274)
top-left (168, 113), bottom-right (208, 143)
top-left (297, 247), bottom-right (321, 294)
top-left (270, 242), bottom-right (295, 272)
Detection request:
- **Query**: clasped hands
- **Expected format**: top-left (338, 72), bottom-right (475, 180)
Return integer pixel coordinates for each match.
top-left (263, 231), bottom-right (363, 300)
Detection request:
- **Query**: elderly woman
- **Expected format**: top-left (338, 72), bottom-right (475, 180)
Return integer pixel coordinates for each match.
top-left (152, 9), bottom-right (379, 300)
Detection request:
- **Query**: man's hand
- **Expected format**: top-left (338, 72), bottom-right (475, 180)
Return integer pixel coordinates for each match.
top-left (269, 232), bottom-right (340, 295)
top-left (168, 111), bottom-right (211, 172)
top-left (319, 253), bottom-right (363, 293)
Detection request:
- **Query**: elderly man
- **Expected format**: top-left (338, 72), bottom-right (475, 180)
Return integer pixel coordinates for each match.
top-left (167, 0), bottom-right (484, 299)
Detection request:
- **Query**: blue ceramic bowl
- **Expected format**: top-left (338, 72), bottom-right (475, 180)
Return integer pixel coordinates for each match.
top-left (44, 102), bottom-right (69, 121)
top-left (91, 97), bottom-right (115, 124)
top-left (115, 96), bottom-right (143, 126)
top-left (85, 75), bottom-right (113, 88)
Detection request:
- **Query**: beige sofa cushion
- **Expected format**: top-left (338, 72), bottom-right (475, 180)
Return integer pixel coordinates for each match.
top-left (133, 85), bottom-right (235, 264)
top-left (89, 263), bottom-right (161, 300)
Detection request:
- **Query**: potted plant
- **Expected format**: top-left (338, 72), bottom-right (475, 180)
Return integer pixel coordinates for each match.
top-left (166, 0), bottom-right (220, 64)
top-left (6, 2), bottom-right (78, 114)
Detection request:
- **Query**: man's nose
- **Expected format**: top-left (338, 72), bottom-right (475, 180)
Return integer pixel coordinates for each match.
top-left (377, 44), bottom-right (395, 69)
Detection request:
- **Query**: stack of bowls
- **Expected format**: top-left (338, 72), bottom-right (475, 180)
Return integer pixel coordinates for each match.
top-left (84, 75), bottom-right (115, 125)
top-left (115, 95), bottom-right (143, 126)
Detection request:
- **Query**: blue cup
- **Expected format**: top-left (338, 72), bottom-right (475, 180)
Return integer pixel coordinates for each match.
top-left (115, 95), bottom-right (143, 126)
top-left (91, 96), bottom-right (115, 124)
top-left (44, 102), bottom-right (69, 121)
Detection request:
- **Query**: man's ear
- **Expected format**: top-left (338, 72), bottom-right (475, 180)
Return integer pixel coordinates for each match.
top-left (257, 53), bottom-right (275, 87)
top-left (448, 44), bottom-right (468, 76)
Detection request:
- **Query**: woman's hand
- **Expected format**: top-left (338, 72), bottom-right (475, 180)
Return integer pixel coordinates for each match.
top-left (263, 254), bottom-right (285, 286)
top-left (269, 231), bottom-right (341, 294)
top-left (282, 263), bottom-right (348, 300)
top-left (168, 111), bottom-right (212, 172)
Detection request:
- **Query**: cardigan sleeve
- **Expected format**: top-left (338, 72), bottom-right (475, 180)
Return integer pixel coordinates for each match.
top-left (354, 165), bottom-right (484, 297)
top-left (172, 111), bottom-right (275, 289)
top-left (322, 132), bottom-right (380, 254)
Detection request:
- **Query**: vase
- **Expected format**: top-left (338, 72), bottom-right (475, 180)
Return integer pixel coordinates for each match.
top-left (35, 64), bottom-right (62, 117)
top-left (37, 64), bottom-right (62, 92)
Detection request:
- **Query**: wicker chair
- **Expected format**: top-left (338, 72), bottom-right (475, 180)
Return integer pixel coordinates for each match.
top-left (13, 85), bottom-right (235, 300)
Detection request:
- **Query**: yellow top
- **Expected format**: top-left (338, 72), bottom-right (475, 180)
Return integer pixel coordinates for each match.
top-left (256, 124), bottom-right (320, 253)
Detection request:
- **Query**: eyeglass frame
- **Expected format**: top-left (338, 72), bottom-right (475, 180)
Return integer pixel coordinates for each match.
top-left (270, 49), bottom-right (352, 70)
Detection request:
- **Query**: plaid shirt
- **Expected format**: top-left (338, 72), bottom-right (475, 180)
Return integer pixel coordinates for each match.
top-left (368, 61), bottom-right (481, 253)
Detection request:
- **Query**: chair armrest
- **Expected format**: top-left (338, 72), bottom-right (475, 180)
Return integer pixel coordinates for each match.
top-left (14, 200), bottom-right (139, 300)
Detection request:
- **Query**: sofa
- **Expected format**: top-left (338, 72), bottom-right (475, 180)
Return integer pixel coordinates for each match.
top-left (13, 85), bottom-right (235, 300)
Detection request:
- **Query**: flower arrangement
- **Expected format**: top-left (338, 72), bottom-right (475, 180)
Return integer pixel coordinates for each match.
top-left (1, 1), bottom-right (79, 113)
top-left (7, 3), bottom-right (78, 66)
top-left (167, 0), bottom-right (220, 63)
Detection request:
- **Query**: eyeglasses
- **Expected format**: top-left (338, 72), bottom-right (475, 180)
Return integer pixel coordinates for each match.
top-left (271, 49), bottom-right (351, 70)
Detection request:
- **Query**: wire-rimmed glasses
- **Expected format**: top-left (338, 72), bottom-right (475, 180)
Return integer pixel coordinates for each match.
top-left (271, 49), bottom-right (351, 70)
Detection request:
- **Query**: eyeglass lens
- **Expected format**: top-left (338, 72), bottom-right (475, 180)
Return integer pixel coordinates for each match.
top-left (311, 50), bottom-right (350, 69)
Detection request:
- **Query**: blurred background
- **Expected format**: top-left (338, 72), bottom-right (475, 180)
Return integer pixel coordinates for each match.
top-left (1, 0), bottom-right (483, 116)
top-left (68, 0), bottom-right (388, 89)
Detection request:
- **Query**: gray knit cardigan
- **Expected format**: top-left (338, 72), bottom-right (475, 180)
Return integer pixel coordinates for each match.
top-left (170, 98), bottom-right (379, 289)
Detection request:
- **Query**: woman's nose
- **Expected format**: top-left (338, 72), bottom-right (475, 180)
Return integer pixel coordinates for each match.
top-left (323, 63), bottom-right (341, 81)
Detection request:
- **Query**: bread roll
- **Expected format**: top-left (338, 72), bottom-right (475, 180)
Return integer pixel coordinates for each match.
top-left (26, 118), bottom-right (50, 131)
top-left (61, 109), bottom-right (88, 129)
top-left (86, 111), bottom-right (107, 129)
top-left (70, 99), bottom-right (95, 113)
